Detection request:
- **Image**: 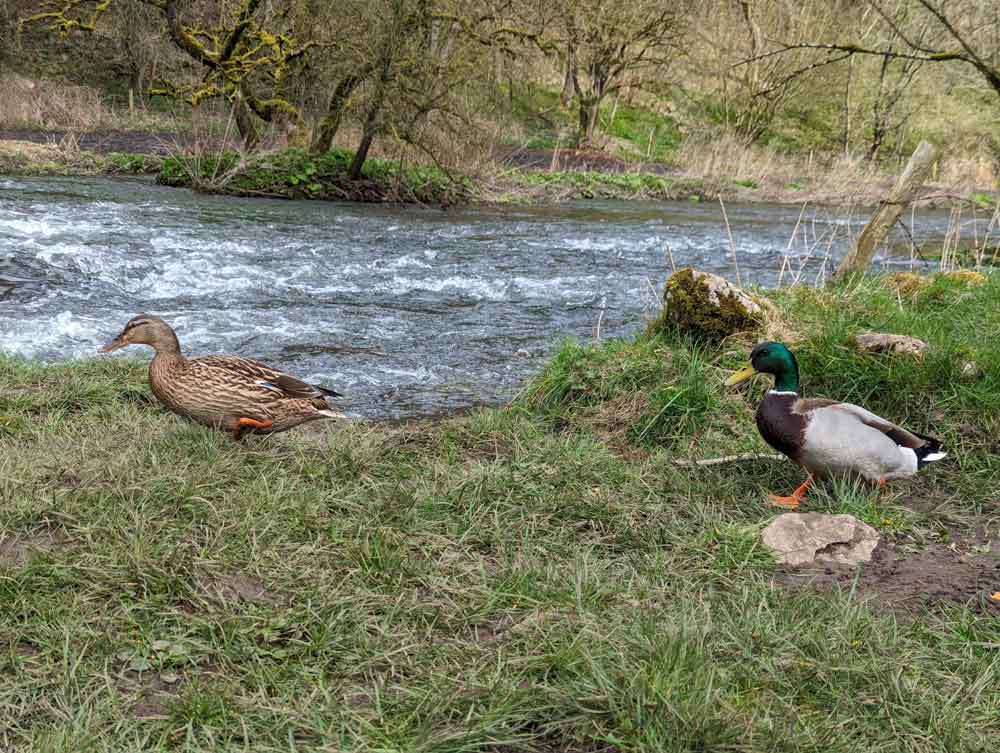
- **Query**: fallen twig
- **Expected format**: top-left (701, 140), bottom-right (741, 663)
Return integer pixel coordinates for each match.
top-left (673, 452), bottom-right (786, 467)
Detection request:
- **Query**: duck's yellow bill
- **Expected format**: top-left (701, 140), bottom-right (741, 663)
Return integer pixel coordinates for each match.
top-left (724, 364), bottom-right (757, 386)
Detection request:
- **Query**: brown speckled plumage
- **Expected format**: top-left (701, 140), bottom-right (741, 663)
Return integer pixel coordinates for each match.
top-left (100, 315), bottom-right (342, 439)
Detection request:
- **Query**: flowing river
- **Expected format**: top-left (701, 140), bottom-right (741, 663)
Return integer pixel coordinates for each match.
top-left (0, 175), bottom-right (968, 418)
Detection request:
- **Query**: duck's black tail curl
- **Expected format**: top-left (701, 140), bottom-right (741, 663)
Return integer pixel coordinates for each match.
top-left (313, 384), bottom-right (343, 398)
top-left (912, 432), bottom-right (946, 468)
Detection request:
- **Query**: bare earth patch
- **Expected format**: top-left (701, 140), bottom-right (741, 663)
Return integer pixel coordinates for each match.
top-left (122, 670), bottom-right (184, 721)
top-left (0, 128), bottom-right (233, 155)
top-left (194, 566), bottom-right (281, 607)
top-left (0, 529), bottom-right (68, 567)
top-left (14, 643), bottom-right (40, 658)
top-left (774, 526), bottom-right (1000, 615)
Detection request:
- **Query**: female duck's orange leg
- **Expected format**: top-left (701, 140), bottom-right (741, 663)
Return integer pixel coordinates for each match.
top-left (768, 474), bottom-right (814, 509)
top-left (232, 417), bottom-right (274, 441)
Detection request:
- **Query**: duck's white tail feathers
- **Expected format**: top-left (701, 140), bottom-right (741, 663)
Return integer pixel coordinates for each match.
top-left (914, 436), bottom-right (946, 468)
top-left (317, 409), bottom-right (342, 420)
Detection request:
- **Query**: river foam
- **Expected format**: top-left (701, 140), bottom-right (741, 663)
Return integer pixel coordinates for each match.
top-left (1, 176), bottom-right (968, 418)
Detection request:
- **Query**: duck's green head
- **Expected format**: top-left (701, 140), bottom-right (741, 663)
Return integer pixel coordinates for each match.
top-left (725, 341), bottom-right (800, 393)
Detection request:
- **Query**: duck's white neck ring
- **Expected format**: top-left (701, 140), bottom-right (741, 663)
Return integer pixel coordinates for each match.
top-left (768, 390), bottom-right (798, 396)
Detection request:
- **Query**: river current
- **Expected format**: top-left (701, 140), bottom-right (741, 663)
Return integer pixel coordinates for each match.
top-left (0, 176), bottom-right (962, 417)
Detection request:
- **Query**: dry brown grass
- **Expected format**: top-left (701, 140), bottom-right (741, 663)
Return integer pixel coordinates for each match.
top-left (0, 137), bottom-right (100, 173)
top-left (0, 73), bottom-right (181, 132)
top-left (0, 74), bottom-right (118, 129)
top-left (938, 154), bottom-right (998, 189)
top-left (673, 132), bottom-right (996, 205)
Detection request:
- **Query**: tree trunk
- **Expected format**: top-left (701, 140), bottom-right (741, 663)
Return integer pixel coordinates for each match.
top-left (349, 70), bottom-right (388, 180)
top-left (561, 49), bottom-right (576, 106)
top-left (349, 128), bottom-right (375, 180)
top-left (843, 55), bottom-right (853, 157)
top-left (832, 140), bottom-right (937, 283)
top-left (233, 90), bottom-right (260, 151)
top-left (738, 1), bottom-right (762, 89)
top-left (867, 56), bottom-right (889, 162)
top-left (310, 73), bottom-right (363, 155)
top-left (578, 97), bottom-right (599, 145)
top-left (867, 116), bottom-right (887, 162)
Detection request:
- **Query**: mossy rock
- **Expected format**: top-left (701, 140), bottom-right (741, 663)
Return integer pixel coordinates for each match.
top-left (648, 268), bottom-right (763, 341)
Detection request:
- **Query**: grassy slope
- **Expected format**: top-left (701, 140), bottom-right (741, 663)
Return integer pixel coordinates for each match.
top-left (509, 85), bottom-right (683, 163)
top-left (1, 273), bottom-right (998, 752)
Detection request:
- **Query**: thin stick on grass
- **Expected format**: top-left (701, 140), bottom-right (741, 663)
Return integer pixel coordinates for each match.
top-left (672, 452), bottom-right (786, 467)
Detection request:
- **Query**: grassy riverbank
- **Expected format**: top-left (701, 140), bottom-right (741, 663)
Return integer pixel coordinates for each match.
top-left (6, 130), bottom-right (999, 207)
top-left (0, 139), bottom-right (160, 177)
top-left (155, 147), bottom-right (726, 205)
top-left (0, 138), bottom-right (722, 204)
top-left (2, 272), bottom-right (998, 751)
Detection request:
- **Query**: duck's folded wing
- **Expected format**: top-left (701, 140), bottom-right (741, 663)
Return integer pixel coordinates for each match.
top-left (195, 356), bottom-right (342, 399)
top-left (183, 358), bottom-right (284, 403)
top-left (820, 402), bottom-right (927, 449)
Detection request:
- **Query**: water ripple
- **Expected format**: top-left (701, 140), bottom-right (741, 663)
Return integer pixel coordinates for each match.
top-left (0, 176), bottom-right (968, 418)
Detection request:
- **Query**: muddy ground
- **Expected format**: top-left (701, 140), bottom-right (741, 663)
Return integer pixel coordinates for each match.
top-left (774, 515), bottom-right (1000, 616)
top-left (0, 127), bottom-right (235, 155)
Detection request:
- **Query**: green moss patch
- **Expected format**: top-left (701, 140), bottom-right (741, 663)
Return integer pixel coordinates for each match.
top-left (648, 268), bottom-right (764, 341)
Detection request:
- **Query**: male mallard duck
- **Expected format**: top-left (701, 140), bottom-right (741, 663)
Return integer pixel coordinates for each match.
top-left (725, 341), bottom-right (945, 508)
top-left (100, 315), bottom-right (342, 440)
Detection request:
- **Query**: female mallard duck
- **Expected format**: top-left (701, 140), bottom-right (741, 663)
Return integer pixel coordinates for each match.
top-left (99, 315), bottom-right (342, 440)
top-left (725, 341), bottom-right (945, 508)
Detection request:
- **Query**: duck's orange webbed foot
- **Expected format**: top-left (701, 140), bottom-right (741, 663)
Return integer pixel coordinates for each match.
top-left (768, 474), bottom-right (814, 509)
top-left (232, 417), bottom-right (274, 441)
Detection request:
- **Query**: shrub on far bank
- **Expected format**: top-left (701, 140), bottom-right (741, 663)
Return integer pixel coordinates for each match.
top-left (158, 147), bottom-right (472, 205)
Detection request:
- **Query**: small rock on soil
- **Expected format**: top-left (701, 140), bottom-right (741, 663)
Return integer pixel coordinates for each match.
top-left (851, 332), bottom-right (928, 358)
top-left (762, 513), bottom-right (880, 567)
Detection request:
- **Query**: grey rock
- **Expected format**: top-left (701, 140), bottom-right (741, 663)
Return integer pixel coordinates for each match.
top-left (762, 513), bottom-right (880, 567)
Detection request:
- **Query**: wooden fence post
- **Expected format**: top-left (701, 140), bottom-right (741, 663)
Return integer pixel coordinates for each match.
top-left (831, 140), bottom-right (937, 283)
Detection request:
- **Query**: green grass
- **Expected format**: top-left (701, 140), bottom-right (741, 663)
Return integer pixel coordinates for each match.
top-left (1, 273), bottom-right (999, 750)
top-left (507, 170), bottom-right (712, 201)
